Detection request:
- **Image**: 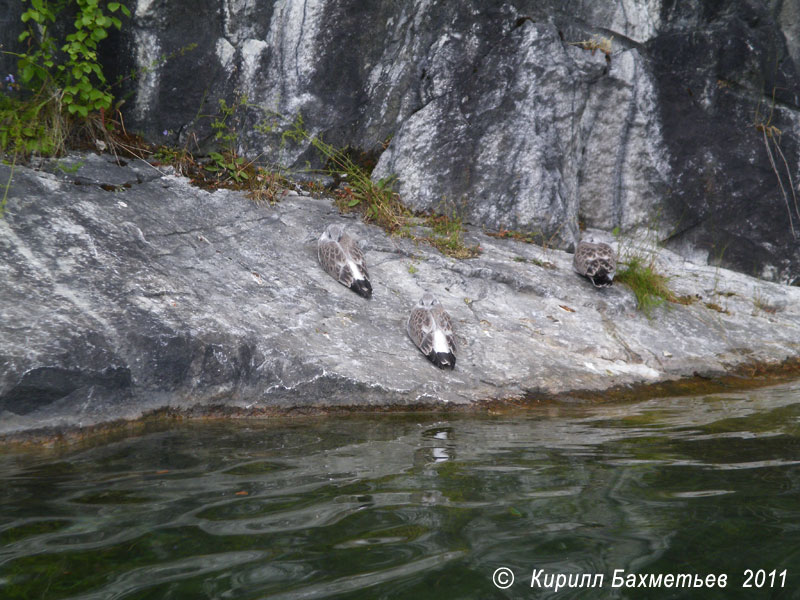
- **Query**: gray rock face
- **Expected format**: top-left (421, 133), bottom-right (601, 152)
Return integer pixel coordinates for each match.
top-left (2, 2), bottom-right (799, 280)
top-left (1, 155), bottom-right (799, 436)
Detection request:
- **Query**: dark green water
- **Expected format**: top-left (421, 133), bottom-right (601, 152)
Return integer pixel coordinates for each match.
top-left (2, 383), bottom-right (800, 600)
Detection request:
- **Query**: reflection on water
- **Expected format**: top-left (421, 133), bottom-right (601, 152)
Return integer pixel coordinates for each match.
top-left (1, 382), bottom-right (800, 599)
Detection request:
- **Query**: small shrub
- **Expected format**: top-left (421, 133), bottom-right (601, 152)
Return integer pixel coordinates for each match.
top-left (0, 88), bottom-right (67, 157)
top-left (204, 151), bottom-right (250, 184)
top-left (1, 0), bottom-right (133, 162)
top-left (17, 0), bottom-right (131, 118)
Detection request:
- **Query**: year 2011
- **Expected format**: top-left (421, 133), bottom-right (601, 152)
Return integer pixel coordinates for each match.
top-left (743, 569), bottom-right (787, 588)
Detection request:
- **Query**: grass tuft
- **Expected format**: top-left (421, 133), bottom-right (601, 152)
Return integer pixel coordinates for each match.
top-left (615, 255), bottom-right (676, 317)
top-left (424, 212), bottom-right (481, 259)
top-left (511, 255), bottom-right (556, 269)
top-left (569, 35), bottom-right (614, 57)
top-left (673, 294), bottom-right (699, 306)
top-left (281, 115), bottom-right (409, 232)
top-left (704, 301), bottom-right (730, 314)
top-left (316, 139), bottom-right (409, 232)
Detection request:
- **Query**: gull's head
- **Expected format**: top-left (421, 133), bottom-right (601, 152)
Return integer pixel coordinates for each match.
top-left (419, 292), bottom-right (439, 308)
top-left (322, 223), bottom-right (346, 242)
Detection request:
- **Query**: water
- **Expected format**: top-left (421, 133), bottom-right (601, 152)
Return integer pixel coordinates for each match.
top-left (2, 382), bottom-right (800, 599)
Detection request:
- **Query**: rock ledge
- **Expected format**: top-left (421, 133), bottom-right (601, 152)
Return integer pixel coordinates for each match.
top-left (1, 153), bottom-right (799, 437)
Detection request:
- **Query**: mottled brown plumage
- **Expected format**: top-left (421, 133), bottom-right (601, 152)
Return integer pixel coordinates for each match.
top-left (407, 293), bottom-right (456, 369)
top-left (573, 240), bottom-right (616, 287)
top-left (318, 224), bottom-right (372, 298)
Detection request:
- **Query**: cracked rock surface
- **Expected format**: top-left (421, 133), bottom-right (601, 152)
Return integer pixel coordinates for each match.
top-left (1, 153), bottom-right (800, 436)
top-left (1, 2), bottom-right (799, 280)
top-left (107, 1), bottom-right (800, 282)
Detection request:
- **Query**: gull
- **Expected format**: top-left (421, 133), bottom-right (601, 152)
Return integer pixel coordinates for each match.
top-left (408, 293), bottom-right (456, 369)
top-left (573, 240), bottom-right (616, 287)
top-left (318, 224), bottom-right (372, 298)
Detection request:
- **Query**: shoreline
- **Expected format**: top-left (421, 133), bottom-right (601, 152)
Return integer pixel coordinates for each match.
top-left (3, 357), bottom-right (799, 448)
top-left (2, 153), bottom-right (800, 443)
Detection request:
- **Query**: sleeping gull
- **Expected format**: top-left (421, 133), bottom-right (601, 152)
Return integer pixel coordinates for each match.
top-left (573, 240), bottom-right (616, 287)
top-left (318, 224), bottom-right (372, 298)
top-left (408, 293), bottom-right (456, 369)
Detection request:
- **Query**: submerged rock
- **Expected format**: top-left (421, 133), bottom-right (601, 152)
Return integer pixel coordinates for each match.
top-left (1, 154), bottom-right (799, 436)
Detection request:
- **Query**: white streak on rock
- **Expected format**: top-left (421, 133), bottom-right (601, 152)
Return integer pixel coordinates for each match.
top-left (132, 30), bottom-right (161, 123)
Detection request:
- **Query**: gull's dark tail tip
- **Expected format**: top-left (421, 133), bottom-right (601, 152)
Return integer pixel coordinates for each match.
top-left (590, 269), bottom-right (613, 287)
top-left (352, 279), bottom-right (372, 298)
top-left (430, 351), bottom-right (456, 370)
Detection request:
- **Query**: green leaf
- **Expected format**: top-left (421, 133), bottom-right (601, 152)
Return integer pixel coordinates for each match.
top-left (21, 64), bottom-right (34, 82)
top-left (108, 2), bottom-right (120, 11)
top-left (121, 6), bottom-right (131, 17)
top-left (347, 198), bottom-right (361, 207)
top-left (18, 31), bottom-right (30, 41)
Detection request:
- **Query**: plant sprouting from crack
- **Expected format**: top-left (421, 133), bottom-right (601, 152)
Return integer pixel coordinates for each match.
top-left (612, 226), bottom-right (677, 317)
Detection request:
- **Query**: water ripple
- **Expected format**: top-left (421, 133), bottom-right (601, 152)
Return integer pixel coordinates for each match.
top-left (257, 551), bottom-right (465, 600)
top-left (0, 383), bottom-right (799, 599)
top-left (65, 550), bottom-right (269, 600)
